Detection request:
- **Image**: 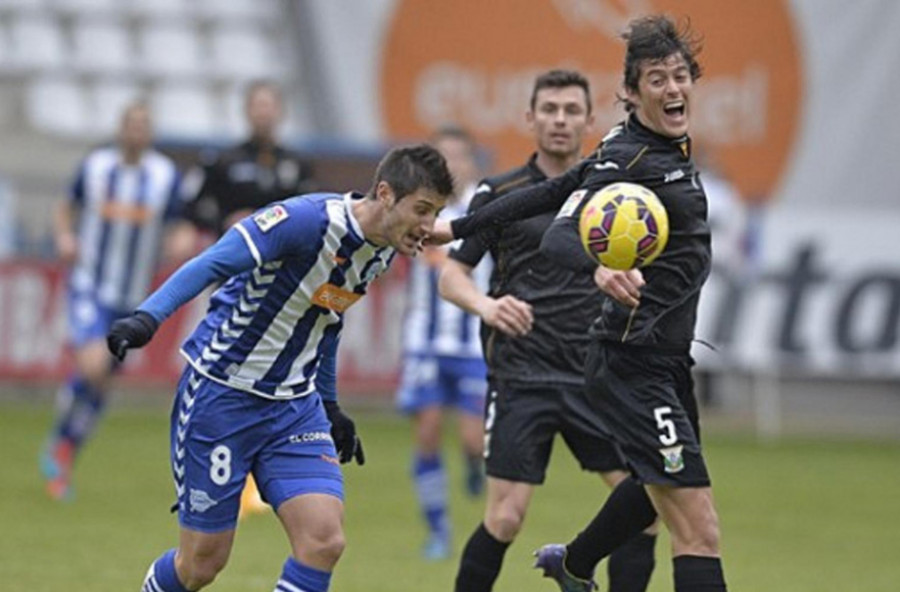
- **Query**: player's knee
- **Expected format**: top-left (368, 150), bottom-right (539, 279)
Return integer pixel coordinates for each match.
top-left (485, 504), bottom-right (526, 541)
top-left (303, 529), bottom-right (346, 566)
top-left (179, 552), bottom-right (229, 590)
top-left (694, 506), bottom-right (721, 554)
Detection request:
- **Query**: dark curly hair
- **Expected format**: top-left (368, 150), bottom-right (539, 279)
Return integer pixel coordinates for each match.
top-left (619, 15), bottom-right (703, 111)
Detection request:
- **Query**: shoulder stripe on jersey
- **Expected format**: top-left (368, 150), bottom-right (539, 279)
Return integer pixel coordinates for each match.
top-left (627, 145), bottom-right (650, 170)
top-left (235, 224), bottom-right (262, 266)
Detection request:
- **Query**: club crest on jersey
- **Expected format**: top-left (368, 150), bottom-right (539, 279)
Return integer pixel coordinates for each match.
top-left (556, 189), bottom-right (588, 219)
top-left (660, 445), bottom-right (685, 473)
top-left (312, 283), bottom-right (362, 312)
top-left (253, 205), bottom-right (289, 232)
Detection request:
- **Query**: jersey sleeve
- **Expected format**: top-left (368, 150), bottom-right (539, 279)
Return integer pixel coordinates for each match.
top-left (539, 141), bottom-right (640, 272)
top-left (233, 198), bottom-right (326, 266)
top-left (450, 160), bottom-right (589, 239)
top-left (448, 182), bottom-right (495, 267)
top-left (539, 189), bottom-right (598, 273)
top-left (138, 227), bottom-right (258, 323)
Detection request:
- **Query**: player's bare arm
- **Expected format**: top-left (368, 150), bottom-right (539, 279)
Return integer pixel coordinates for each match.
top-left (53, 200), bottom-right (78, 265)
top-left (439, 258), bottom-right (533, 337)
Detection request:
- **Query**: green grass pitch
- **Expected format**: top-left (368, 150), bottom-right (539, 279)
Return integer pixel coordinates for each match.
top-left (1, 401), bottom-right (898, 591)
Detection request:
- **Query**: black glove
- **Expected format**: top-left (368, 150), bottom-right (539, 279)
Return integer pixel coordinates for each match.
top-left (323, 400), bottom-right (365, 465)
top-left (107, 311), bottom-right (159, 362)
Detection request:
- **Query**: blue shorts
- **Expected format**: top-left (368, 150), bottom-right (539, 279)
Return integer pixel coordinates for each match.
top-left (67, 292), bottom-right (128, 347)
top-left (396, 354), bottom-right (487, 416)
top-left (170, 368), bottom-right (344, 533)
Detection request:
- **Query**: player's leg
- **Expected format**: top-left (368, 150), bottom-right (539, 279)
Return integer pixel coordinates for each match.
top-left (448, 355), bottom-right (487, 497)
top-left (454, 381), bottom-right (554, 592)
top-left (397, 354), bottom-right (451, 558)
top-left (43, 298), bottom-right (118, 499)
top-left (141, 528), bottom-right (235, 591)
top-left (601, 346), bottom-right (726, 591)
top-left (274, 494), bottom-right (344, 591)
top-left (645, 484), bottom-right (725, 592)
top-left (257, 393), bottom-right (347, 592)
top-left (455, 477), bottom-right (535, 592)
top-left (411, 405), bottom-right (451, 558)
top-left (554, 384), bottom-right (659, 592)
top-left (141, 370), bottom-right (255, 590)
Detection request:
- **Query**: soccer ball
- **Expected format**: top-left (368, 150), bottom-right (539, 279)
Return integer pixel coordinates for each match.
top-left (578, 182), bottom-right (669, 270)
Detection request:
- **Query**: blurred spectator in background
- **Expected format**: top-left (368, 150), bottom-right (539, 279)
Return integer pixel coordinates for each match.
top-left (180, 79), bottom-right (316, 241)
top-left (396, 125), bottom-right (491, 560)
top-left (41, 101), bottom-right (188, 500)
top-left (694, 148), bottom-right (747, 408)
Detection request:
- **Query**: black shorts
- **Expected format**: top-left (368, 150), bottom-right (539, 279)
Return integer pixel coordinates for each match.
top-left (483, 378), bottom-right (625, 484)
top-left (585, 342), bottom-right (710, 488)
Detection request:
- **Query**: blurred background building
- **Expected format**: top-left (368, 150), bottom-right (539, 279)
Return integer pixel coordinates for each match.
top-left (0, 0), bottom-right (897, 439)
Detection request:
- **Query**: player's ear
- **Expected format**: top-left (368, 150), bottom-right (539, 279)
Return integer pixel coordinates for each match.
top-left (375, 181), bottom-right (396, 208)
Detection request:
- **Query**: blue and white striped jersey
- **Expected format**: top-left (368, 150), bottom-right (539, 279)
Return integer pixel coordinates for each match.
top-left (179, 193), bottom-right (395, 400)
top-left (402, 188), bottom-right (492, 358)
top-left (69, 147), bottom-right (181, 310)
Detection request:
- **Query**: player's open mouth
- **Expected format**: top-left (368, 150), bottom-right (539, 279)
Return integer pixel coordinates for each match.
top-left (663, 101), bottom-right (686, 119)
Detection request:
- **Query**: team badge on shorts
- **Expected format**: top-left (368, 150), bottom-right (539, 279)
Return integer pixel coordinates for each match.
top-left (659, 445), bottom-right (685, 473)
top-left (254, 205), bottom-right (289, 232)
top-left (189, 488), bottom-right (219, 513)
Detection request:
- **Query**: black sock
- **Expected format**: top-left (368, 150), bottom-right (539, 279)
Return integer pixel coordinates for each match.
top-left (454, 523), bottom-right (511, 592)
top-left (673, 555), bottom-right (727, 592)
top-left (607, 533), bottom-right (657, 592)
top-left (564, 477), bottom-right (657, 580)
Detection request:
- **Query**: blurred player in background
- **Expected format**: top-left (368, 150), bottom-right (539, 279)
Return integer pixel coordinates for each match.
top-left (177, 79), bottom-right (317, 516)
top-left (434, 16), bottom-right (730, 592)
top-left (107, 144), bottom-right (454, 592)
top-left (182, 79), bottom-right (316, 238)
top-left (441, 70), bottom-right (656, 592)
top-left (396, 126), bottom-right (491, 560)
top-left (41, 102), bottom-right (186, 500)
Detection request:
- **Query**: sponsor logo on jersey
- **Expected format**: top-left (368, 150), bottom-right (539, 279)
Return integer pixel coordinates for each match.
top-left (660, 445), bottom-right (685, 473)
top-left (253, 205), bottom-right (289, 232)
top-left (320, 454), bottom-right (340, 466)
top-left (100, 202), bottom-right (152, 224)
top-left (289, 431), bottom-right (334, 444)
top-left (593, 161), bottom-right (620, 171)
top-left (189, 488), bottom-right (219, 513)
top-left (311, 283), bottom-right (362, 312)
top-left (664, 169), bottom-right (686, 183)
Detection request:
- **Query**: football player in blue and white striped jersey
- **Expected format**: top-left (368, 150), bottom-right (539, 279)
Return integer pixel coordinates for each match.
top-left (396, 127), bottom-right (491, 560)
top-left (42, 102), bottom-right (185, 501)
top-left (108, 144), bottom-right (453, 592)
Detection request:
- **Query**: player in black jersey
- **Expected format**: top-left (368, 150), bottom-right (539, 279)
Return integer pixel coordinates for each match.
top-left (431, 16), bottom-right (728, 592)
top-left (441, 70), bottom-right (656, 592)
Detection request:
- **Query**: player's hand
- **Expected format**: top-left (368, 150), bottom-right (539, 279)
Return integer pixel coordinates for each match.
top-left (55, 232), bottom-right (78, 265)
top-left (594, 266), bottom-right (645, 308)
top-left (423, 219), bottom-right (455, 246)
top-left (107, 311), bottom-right (159, 362)
top-left (480, 295), bottom-right (533, 337)
top-left (323, 400), bottom-right (365, 465)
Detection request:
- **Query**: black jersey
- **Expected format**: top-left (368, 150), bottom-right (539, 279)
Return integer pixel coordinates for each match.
top-left (451, 114), bottom-right (711, 349)
top-left (449, 154), bottom-right (606, 385)
top-left (186, 139), bottom-right (315, 235)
